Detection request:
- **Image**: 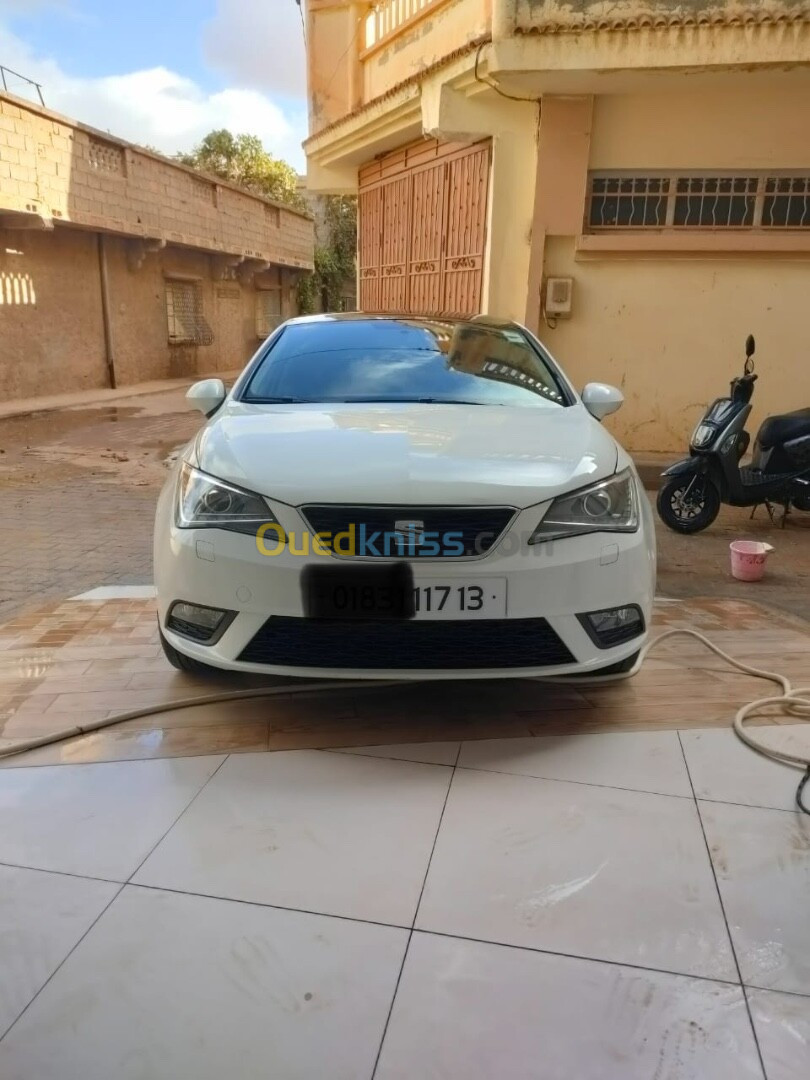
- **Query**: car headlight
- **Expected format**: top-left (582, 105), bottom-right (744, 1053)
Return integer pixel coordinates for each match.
top-left (691, 423), bottom-right (715, 449)
top-left (529, 468), bottom-right (639, 544)
top-left (176, 463), bottom-right (283, 538)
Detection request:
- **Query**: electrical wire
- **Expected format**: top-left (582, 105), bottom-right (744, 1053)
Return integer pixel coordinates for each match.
top-left (321, 8), bottom-right (367, 96)
top-left (294, 0), bottom-right (306, 41)
top-left (473, 43), bottom-right (541, 105)
top-left (1, 628), bottom-right (807, 812)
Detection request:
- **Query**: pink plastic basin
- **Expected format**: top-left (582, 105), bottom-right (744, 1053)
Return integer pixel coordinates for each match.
top-left (730, 540), bottom-right (773, 582)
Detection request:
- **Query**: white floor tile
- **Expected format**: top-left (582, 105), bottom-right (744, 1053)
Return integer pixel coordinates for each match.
top-left (748, 987), bottom-right (810, 1080)
top-left (134, 750), bottom-right (451, 925)
top-left (328, 741), bottom-right (460, 766)
top-left (458, 730), bottom-right (691, 797)
top-left (681, 726), bottom-right (810, 811)
top-left (376, 933), bottom-right (761, 1080)
top-left (700, 800), bottom-right (810, 995)
top-left (417, 768), bottom-right (736, 980)
top-left (70, 585), bottom-right (156, 600)
top-left (0, 866), bottom-right (118, 1038)
top-left (0, 885), bottom-right (407, 1080)
top-left (0, 757), bottom-right (224, 881)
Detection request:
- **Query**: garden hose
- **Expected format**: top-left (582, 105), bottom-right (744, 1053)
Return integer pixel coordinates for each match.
top-left (2, 630), bottom-right (808, 811)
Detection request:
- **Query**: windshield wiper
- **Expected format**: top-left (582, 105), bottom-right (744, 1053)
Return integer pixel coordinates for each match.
top-left (248, 396), bottom-right (310, 403)
top-left (339, 397), bottom-right (489, 405)
top-left (247, 396), bottom-right (494, 406)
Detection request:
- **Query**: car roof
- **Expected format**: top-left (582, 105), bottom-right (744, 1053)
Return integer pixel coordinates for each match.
top-left (283, 312), bottom-right (525, 333)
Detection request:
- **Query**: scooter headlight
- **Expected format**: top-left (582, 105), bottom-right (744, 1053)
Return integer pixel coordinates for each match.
top-left (691, 423), bottom-right (715, 449)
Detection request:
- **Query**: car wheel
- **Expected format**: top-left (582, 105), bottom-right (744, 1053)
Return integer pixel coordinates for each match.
top-left (159, 628), bottom-right (220, 676)
top-left (656, 475), bottom-right (721, 533)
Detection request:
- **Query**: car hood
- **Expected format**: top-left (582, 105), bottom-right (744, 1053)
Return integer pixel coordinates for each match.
top-left (195, 401), bottom-right (618, 509)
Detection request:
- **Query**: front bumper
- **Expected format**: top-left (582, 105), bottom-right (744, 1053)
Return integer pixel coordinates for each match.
top-left (155, 490), bottom-right (655, 680)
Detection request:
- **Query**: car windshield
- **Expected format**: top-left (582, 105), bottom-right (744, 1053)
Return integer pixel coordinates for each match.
top-left (241, 319), bottom-right (570, 408)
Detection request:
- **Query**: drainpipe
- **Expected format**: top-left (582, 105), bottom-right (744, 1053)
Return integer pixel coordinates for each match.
top-left (97, 233), bottom-right (117, 389)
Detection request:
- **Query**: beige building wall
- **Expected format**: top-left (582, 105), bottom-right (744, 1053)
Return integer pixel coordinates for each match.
top-left (304, 1), bottom-right (810, 453)
top-left (538, 82), bottom-right (810, 452)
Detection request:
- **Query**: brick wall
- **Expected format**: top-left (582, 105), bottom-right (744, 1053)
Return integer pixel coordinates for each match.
top-left (0, 227), bottom-right (108, 399)
top-left (0, 226), bottom-right (300, 399)
top-left (0, 93), bottom-right (314, 270)
top-left (0, 92), bottom-right (315, 402)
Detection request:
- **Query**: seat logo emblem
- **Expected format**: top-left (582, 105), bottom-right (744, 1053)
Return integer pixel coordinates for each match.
top-left (394, 519), bottom-right (426, 545)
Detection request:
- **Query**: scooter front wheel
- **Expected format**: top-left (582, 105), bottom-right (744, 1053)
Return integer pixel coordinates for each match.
top-left (656, 475), bottom-right (721, 533)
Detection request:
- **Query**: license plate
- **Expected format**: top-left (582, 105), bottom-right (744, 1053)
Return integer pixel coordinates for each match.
top-left (413, 578), bottom-right (507, 620)
top-left (303, 565), bottom-right (507, 620)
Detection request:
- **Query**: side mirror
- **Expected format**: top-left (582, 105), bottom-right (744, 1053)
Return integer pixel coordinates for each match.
top-left (186, 378), bottom-right (226, 417)
top-left (745, 334), bottom-right (756, 359)
top-left (581, 382), bottom-right (624, 420)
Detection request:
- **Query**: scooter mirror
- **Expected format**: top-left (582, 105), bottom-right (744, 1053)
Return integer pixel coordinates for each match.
top-left (745, 334), bottom-right (756, 358)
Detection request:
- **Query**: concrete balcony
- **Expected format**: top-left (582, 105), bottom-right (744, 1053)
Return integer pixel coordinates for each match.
top-left (361, 0), bottom-right (491, 101)
top-left (305, 0), bottom-right (810, 193)
top-left (307, 0), bottom-right (492, 138)
top-left (307, 0), bottom-right (810, 141)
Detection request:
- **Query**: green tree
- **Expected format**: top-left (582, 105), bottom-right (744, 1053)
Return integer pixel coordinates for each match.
top-left (178, 129), bottom-right (306, 210)
top-left (298, 195), bottom-right (358, 314)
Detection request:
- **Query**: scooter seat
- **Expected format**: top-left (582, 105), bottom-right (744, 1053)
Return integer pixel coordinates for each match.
top-left (757, 408), bottom-right (810, 449)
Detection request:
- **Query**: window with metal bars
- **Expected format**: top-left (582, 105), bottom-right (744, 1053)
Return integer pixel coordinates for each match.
top-left (165, 280), bottom-right (213, 346)
top-left (587, 172), bottom-right (810, 231)
top-left (256, 288), bottom-right (283, 339)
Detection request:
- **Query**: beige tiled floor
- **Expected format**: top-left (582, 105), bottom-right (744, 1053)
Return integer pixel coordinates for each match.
top-left (1, 732), bottom-right (808, 1077)
top-left (0, 595), bottom-right (808, 1076)
top-left (1, 595), bottom-right (809, 767)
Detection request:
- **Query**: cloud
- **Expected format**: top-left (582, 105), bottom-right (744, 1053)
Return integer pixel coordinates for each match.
top-left (0, 20), bottom-right (308, 167)
top-left (0, 0), bottom-right (84, 18)
top-left (202, 0), bottom-right (307, 102)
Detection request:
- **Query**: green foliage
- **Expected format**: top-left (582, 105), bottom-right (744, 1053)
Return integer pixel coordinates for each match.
top-left (178, 129), bottom-right (357, 315)
top-left (178, 129), bottom-right (307, 211)
top-left (296, 272), bottom-right (318, 316)
top-left (297, 195), bottom-right (357, 314)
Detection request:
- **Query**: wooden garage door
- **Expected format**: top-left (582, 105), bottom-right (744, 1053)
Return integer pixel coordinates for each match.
top-left (358, 138), bottom-right (491, 318)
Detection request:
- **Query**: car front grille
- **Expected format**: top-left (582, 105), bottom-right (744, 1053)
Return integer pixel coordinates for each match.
top-left (299, 505), bottom-right (516, 558)
top-left (237, 617), bottom-right (574, 670)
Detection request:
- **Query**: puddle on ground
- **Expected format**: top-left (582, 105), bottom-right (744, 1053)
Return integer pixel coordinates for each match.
top-left (0, 406), bottom-right (142, 448)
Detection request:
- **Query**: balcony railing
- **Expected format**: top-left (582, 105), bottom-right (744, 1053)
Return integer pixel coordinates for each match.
top-left (363, 0), bottom-right (453, 55)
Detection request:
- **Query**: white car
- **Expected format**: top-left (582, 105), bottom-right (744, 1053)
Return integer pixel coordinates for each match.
top-left (154, 315), bottom-right (655, 680)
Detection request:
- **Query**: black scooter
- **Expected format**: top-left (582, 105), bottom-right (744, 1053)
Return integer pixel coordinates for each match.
top-left (657, 335), bottom-right (810, 533)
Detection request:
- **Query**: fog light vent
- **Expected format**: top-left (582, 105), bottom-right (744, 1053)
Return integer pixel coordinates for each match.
top-left (167, 601), bottom-right (234, 645)
top-left (578, 605), bottom-right (645, 649)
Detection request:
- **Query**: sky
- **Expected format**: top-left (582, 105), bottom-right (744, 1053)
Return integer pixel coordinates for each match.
top-left (0, 0), bottom-right (309, 168)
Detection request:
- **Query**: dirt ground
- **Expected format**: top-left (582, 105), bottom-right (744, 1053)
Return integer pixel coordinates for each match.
top-left (0, 387), bottom-right (807, 623)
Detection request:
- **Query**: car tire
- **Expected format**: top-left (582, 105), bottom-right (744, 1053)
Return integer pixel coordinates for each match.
top-left (159, 628), bottom-right (220, 676)
top-left (656, 475), bottom-right (721, 533)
